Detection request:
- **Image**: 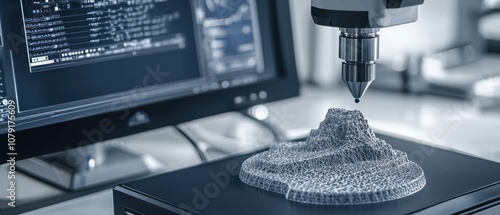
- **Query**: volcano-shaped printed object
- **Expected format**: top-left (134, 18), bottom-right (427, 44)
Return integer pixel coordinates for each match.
top-left (239, 109), bottom-right (426, 205)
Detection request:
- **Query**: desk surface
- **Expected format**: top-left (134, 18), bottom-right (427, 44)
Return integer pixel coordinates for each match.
top-left (117, 134), bottom-right (500, 215)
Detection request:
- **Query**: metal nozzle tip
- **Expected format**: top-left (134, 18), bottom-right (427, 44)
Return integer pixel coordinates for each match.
top-left (343, 81), bottom-right (373, 101)
top-left (355, 98), bottom-right (360, 103)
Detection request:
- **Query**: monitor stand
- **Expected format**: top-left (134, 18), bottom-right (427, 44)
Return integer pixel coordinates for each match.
top-left (17, 143), bottom-right (155, 190)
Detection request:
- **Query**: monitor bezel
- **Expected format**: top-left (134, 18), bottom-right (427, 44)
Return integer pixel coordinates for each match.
top-left (0, 0), bottom-right (300, 163)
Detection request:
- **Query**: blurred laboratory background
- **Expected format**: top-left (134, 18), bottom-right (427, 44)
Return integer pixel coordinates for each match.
top-left (1, 0), bottom-right (500, 214)
top-left (292, 0), bottom-right (500, 99)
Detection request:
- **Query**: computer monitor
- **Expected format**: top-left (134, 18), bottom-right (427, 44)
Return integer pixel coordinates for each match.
top-left (0, 0), bottom-right (299, 163)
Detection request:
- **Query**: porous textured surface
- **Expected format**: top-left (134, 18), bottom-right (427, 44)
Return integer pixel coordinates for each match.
top-left (239, 109), bottom-right (426, 205)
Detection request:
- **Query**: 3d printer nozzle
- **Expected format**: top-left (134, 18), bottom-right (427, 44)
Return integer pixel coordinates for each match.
top-left (339, 28), bottom-right (379, 102)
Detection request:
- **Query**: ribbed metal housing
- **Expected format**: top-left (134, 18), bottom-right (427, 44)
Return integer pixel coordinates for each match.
top-left (339, 36), bottom-right (379, 62)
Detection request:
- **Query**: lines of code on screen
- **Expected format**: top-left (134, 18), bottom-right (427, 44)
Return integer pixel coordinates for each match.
top-left (22, 0), bottom-right (187, 73)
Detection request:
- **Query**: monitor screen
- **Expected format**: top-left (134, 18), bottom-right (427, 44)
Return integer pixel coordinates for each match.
top-left (0, 0), bottom-right (299, 161)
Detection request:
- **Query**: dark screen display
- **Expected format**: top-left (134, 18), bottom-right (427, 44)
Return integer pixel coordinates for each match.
top-left (0, 0), bottom-right (273, 133)
top-left (19, 0), bottom-right (199, 110)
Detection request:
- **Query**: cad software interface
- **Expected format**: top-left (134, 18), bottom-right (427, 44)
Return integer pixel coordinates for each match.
top-left (0, 0), bottom-right (275, 133)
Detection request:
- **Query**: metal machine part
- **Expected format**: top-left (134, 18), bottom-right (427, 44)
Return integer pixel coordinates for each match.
top-left (311, 0), bottom-right (425, 102)
top-left (339, 28), bottom-right (379, 102)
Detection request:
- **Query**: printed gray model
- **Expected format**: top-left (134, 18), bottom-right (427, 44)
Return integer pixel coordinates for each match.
top-left (239, 108), bottom-right (426, 205)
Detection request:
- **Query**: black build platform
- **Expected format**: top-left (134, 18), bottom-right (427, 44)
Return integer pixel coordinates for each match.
top-left (114, 135), bottom-right (500, 215)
